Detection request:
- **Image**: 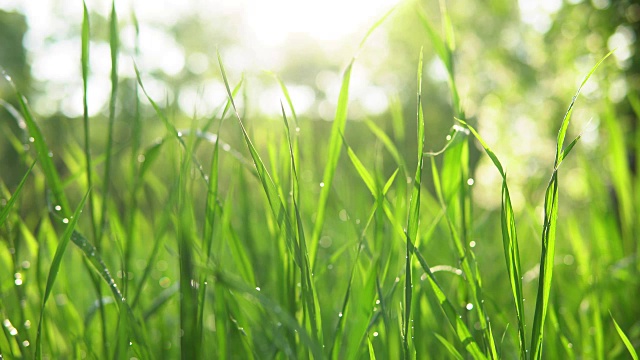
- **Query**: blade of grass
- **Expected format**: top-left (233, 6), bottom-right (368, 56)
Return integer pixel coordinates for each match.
top-left (610, 313), bottom-right (639, 360)
top-left (403, 48), bottom-right (425, 360)
top-left (0, 160), bottom-right (36, 226)
top-left (530, 51), bottom-right (613, 360)
top-left (457, 118), bottom-right (526, 359)
top-left (35, 190), bottom-right (90, 359)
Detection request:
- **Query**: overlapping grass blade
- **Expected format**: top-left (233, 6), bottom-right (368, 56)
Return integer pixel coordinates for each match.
top-left (435, 333), bottom-right (464, 360)
top-left (457, 118), bottom-right (526, 358)
top-left (35, 190), bottom-right (90, 359)
top-left (217, 51), bottom-right (322, 344)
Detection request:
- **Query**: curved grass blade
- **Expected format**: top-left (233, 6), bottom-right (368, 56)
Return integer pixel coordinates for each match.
top-left (457, 118), bottom-right (526, 358)
top-left (0, 160), bottom-right (36, 226)
top-left (35, 190), bottom-right (90, 359)
top-left (530, 51), bottom-right (613, 360)
top-left (610, 313), bottom-right (639, 360)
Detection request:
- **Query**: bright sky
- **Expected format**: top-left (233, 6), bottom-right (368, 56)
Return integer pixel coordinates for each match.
top-left (0, 0), bottom-right (398, 117)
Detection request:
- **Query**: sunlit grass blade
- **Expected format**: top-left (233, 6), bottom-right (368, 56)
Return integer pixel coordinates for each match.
top-left (530, 51), bottom-right (612, 360)
top-left (610, 313), bottom-right (639, 360)
top-left (35, 190), bottom-right (90, 359)
top-left (457, 118), bottom-right (526, 358)
top-left (0, 160), bottom-right (36, 226)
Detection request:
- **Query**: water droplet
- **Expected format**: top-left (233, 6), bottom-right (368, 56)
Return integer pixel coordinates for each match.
top-left (375, 299), bottom-right (380, 305)
top-left (55, 205), bottom-right (61, 211)
top-left (255, 287), bottom-right (261, 291)
top-left (467, 178), bottom-right (475, 186)
top-left (137, 154), bottom-right (146, 163)
top-left (295, 127), bottom-right (300, 133)
top-left (222, 144), bottom-right (231, 152)
top-left (395, 277), bottom-right (400, 283)
top-left (129, 341), bottom-right (133, 346)
top-left (469, 241), bottom-right (476, 248)
top-left (338, 312), bottom-right (343, 318)
top-left (62, 218), bottom-right (69, 224)
top-left (466, 303), bottom-right (474, 310)
top-left (28, 137), bottom-right (34, 143)
top-left (446, 135), bottom-right (452, 141)
top-left (47, 152), bottom-right (53, 158)
top-left (22, 340), bottom-right (30, 347)
top-left (319, 182), bottom-right (325, 188)
top-left (373, 331), bottom-right (379, 337)
top-left (177, 131), bottom-right (183, 137)
top-left (24, 320), bottom-right (31, 329)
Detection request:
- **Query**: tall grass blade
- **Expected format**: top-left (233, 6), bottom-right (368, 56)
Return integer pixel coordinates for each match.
top-left (530, 51), bottom-right (612, 360)
top-left (457, 118), bottom-right (526, 359)
top-left (35, 190), bottom-right (90, 359)
top-left (403, 48), bottom-right (425, 359)
top-left (98, 0), bottom-right (119, 245)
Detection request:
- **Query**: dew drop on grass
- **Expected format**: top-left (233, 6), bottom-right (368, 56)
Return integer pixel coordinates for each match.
top-left (14, 273), bottom-right (22, 286)
top-left (47, 151), bottom-right (53, 158)
top-left (469, 241), bottom-right (476, 248)
top-left (466, 303), bottom-right (474, 311)
top-left (28, 137), bottom-right (34, 143)
top-left (62, 218), bottom-right (69, 224)
top-left (319, 182), bottom-right (325, 187)
top-left (137, 154), bottom-right (145, 163)
top-left (375, 299), bottom-right (380, 305)
top-left (55, 205), bottom-right (61, 211)
top-left (22, 340), bottom-right (29, 347)
top-left (24, 320), bottom-right (31, 329)
top-left (373, 331), bottom-right (379, 337)
top-left (446, 135), bottom-right (452, 141)
top-left (295, 127), bottom-right (300, 133)
top-left (467, 178), bottom-right (475, 186)
top-left (338, 312), bottom-right (343, 318)
top-left (255, 287), bottom-right (261, 291)
top-left (222, 144), bottom-right (231, 152)
top-left (177, 131), bottom-right (183, 137)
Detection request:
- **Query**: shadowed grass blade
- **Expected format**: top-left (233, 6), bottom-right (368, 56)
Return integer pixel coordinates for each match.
top-left (0, 160), bottom-right (36, 226)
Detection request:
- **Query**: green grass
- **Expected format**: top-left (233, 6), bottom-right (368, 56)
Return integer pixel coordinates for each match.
top-left (0, 1), bottom-right (638, 359)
